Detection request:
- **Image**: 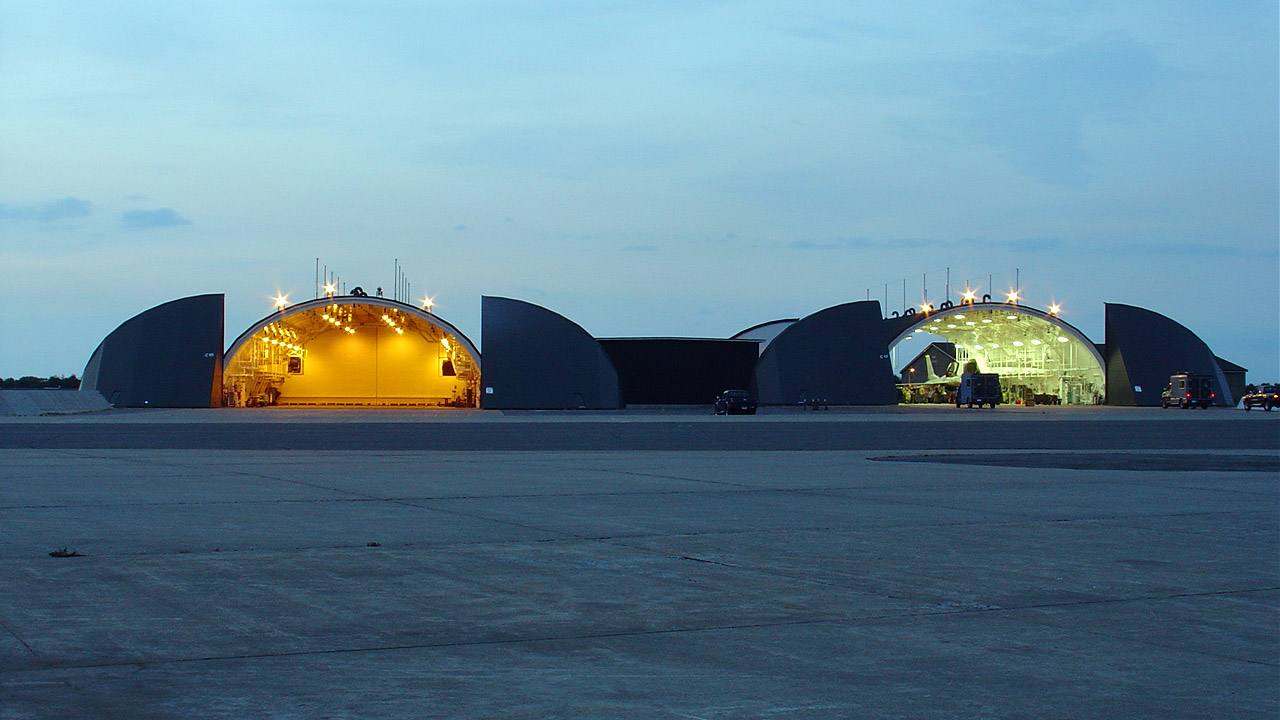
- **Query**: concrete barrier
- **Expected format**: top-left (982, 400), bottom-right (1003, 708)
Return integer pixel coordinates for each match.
top-left (0, 389), bottom-right (111, 416)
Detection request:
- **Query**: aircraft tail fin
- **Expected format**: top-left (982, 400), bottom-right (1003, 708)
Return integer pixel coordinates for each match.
top-left (924, 354), bottom-right (941, 382)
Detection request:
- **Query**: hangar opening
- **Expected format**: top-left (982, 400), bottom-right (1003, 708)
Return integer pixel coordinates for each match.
top-left (890, 305), bottom-right (1105, 406)
top-left (223, 297), bottom-right (480, 407)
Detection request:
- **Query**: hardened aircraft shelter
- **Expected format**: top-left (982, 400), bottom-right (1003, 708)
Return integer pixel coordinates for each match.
top-left (886, 304), bottom-right (1107, 406)
top-left (223, 297), bottom-right (481, 408)
top-left (81, 288), bottom-right (1245, 409)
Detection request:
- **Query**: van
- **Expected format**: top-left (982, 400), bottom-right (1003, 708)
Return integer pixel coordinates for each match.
top-left (1161, 373), bottom-right (1214, 409)
top-left (956, 373), bottom-right (1001, 408)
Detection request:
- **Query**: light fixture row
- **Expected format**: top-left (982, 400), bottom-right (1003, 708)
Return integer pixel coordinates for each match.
top-left (918, 294), bottom-right (1060, 316)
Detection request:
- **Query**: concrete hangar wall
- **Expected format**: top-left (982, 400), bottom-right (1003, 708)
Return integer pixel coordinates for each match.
top-left (81, 292), bottom-right (1245, 409)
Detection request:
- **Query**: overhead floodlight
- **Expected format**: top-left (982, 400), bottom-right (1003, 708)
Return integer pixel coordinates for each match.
top-left (273, 293), bottom-right (288, 311)
top-left (323, 283), bottom-right (336, 297)
top-left (1048, 303), bottom-right (1061, 315)
top-left (961, 289), bottom-right (977, 304)
top-left (1006, 291), bottom-right (1020, 304)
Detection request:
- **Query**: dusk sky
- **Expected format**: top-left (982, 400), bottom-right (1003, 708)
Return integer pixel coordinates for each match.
top-left (2, 1), bottom-right (1277, 380)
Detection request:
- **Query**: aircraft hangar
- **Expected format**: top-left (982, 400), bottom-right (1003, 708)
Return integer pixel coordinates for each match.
top-left (80, 287), bottom-right (1245, 410)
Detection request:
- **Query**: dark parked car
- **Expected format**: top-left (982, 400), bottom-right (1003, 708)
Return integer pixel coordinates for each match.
top-left (1242, 384), bottom-right (1279, 411)
top-left (714, 389), bottom-right (757, 415)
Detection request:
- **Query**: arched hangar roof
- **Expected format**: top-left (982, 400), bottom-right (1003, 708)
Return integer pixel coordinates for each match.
top-left (82, 293), bottom-right (224, 408)
top-left (885, 302), bottom-right (1106, 372)
top-left (225, 296), bottom-right (481, 368)
top-left (480, 296), bottom-right (621, 409)
top-left (1104, 303), bottom-right (1234, 406)
top-left (753, 301), bottom-right (897, 405)
top-left (730, 318), bottom-right (798, 353)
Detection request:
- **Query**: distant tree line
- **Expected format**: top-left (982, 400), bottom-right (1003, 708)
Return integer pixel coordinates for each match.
top-left (1, 375), bottom-right (81, 389)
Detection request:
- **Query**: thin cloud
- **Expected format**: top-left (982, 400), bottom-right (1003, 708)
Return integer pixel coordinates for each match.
top-left (788, 237), bottom-right (942, 250)
top-left (120, 208), bottom-right (191, 230)
top-left (1118, 241), bottom-right (1277, 259)
top-left (0, 197), bottom-right (92, 222)
top-left (969, 237), bottom-right (1064, 252)
top-left (789, 236), bottom-right (1063, 252)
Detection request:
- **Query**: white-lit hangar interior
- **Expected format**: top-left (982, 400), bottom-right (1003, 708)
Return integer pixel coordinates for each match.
top-left (889, 305), bottom-right (1106, 406)
top-left (222, 297), bottom-right (480, 407)
top-left (80, 291), bottom-right (1245, 409)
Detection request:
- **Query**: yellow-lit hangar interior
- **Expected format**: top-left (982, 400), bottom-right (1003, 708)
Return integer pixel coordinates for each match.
top-left (891, 304), bottom-right (1106, 405)
top-left (223, 297), bottom-right (480, 407)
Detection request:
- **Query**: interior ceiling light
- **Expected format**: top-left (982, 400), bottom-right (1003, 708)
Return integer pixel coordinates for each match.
top-left (1057, 336), bottom-right (1070, 342)
top-left (1013, 341), bottom-right (1024, 347)
top-left (982, 319), bottom-right (992, 323)
top-left (946, 324), bottom-right (957, 328)
top-left (965, 321), bottom-right (976, 325)
top-left (955, 314), bottom-right (966, 319)
top-left (1031, 339), bottom-right (1042, 345)
top-left (1007, 315), bottom-right (1018, 320)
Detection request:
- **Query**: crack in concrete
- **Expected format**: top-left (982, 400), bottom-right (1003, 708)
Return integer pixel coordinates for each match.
top-left (4, 586), bottom-right (1274, 675)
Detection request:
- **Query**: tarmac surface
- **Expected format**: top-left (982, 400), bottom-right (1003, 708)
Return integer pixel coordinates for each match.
top-left (1, 406), bottom-right (1277, 718)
